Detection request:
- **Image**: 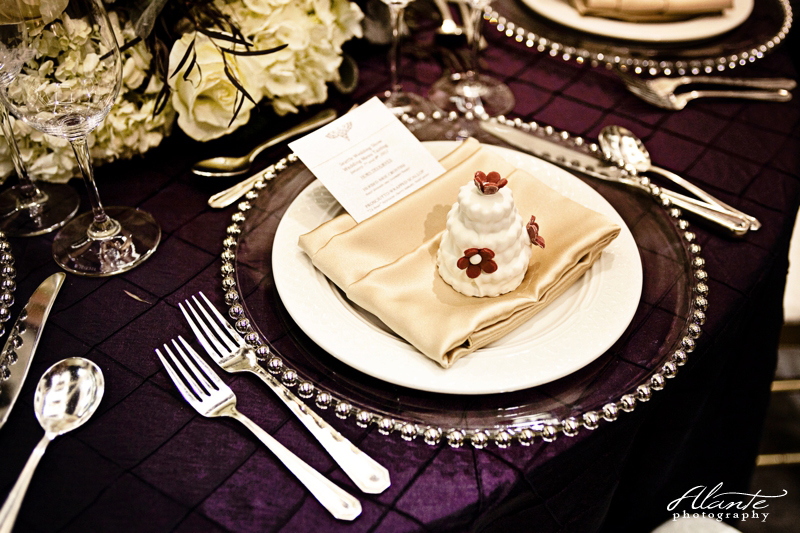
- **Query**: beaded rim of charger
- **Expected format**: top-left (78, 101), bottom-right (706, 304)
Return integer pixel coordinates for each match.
top-left (218, 111), bottom-right (708, 449)
top-left (484, 0), bottom-right (793, 77)
top-left (0, 231), bottom-right (18, 382)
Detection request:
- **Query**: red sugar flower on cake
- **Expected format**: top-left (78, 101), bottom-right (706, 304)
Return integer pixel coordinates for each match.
top-left (473, 171), bottom-right (508, 195)
top-left (457, 248), bottom-right (498, 279)
top-left (527, 216), bottom-right (545, 249)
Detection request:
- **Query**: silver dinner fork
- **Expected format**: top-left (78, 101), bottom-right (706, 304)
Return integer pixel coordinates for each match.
top-left (616, 68), bottom-right (796, 110)
top-left (156, 337), bottom-right (362, 521)
top-left (179, 293), bottom-right (390, 495)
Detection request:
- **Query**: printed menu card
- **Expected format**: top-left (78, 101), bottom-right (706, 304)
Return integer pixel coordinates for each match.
top-left (289, 97), bottom-right (445, 223)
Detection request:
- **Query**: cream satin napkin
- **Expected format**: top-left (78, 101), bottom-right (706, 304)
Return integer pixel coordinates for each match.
top-left (570, 0), bottom-right (732, 22)
top-left (298, 139), bottom-right (621, 368)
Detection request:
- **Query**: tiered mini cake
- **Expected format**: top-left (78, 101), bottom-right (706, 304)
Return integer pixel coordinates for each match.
top-left (437, 171), bottom-right (545, 297)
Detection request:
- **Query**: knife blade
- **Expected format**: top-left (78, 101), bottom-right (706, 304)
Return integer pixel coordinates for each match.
top-left (479, 121), bottom-right (752, 236)
top-left (0, 272), bottom-right (66, 429)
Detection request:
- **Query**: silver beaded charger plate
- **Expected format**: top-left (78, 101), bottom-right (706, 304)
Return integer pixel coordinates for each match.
top-left (271, 142), bottom-right (643, 395)
top-left (517, 0), bottom-right (753, 43)
top-left (228, 115), bottom-right (706, 447)
top-left (489, 0), bottom-right (791, 76)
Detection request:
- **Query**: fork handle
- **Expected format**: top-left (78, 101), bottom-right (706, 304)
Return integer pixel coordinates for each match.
top-left (680, 76), bottom-right (796, 91)
top-left (229, 408), bottom-right (362, 521)
top-left (649, 164), bottom-right (760, 231)
top-left (687, 89), bottom-right (793, 104)
top-left (251, 366), bottom-right (391, 494)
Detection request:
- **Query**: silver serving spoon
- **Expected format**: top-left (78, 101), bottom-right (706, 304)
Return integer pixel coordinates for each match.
top-left (192, 109), bottom-right (337, 177)
top-left (0, 358), bottom-right (104, 533)
top-left (598, 125), bottom-right (760, 231)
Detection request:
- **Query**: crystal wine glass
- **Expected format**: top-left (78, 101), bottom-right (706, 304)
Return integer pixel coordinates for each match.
top-left (0, 0), bottom-right (160, 275)
top-left (380, 0), bottom-right (435, 117)
top-left (428, 0), bottom-right (515, 117)
top-left (0, 3), bottom-right (79, 237)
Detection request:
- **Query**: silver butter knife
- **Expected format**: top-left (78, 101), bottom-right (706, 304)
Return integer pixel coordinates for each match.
top-left (0, 272), bottom-right (66, 430)
top-left (479, 120), bottom-right (752, 237)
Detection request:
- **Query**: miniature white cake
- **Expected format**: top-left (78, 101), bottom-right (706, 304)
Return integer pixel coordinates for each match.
top-left (437, 171), bottom-right (545, 297)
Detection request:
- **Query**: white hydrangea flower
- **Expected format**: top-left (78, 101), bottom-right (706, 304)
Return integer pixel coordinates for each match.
top-left (211, 0), bottom-right (363, 117)
top-left (1, 0), bottom-right (364, 182)
top-left (0, 14), bottom-right (174, 184)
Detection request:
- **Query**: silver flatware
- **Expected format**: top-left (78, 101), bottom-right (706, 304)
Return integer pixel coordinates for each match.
top-left (207, 164), bottom-right (276, 209)
top-left (0, 357), bottom-right (104, 533)
top-left (180, 293), bottom-right (390, 495)
top-left (616, 69), bottom-right (795, 110)
top-left (480, 120), bottom-right (752, 236)
top-left (192, 109), bottom-right (337, 177)
top-left (598, 125), bottom-right (760, 231)
top-left (156, 337), bottom-right (361, 521)
top-left (0, 272), bottom-right (66, 430)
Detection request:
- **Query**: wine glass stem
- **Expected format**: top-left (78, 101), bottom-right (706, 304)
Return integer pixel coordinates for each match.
top-left (387, 3), bottom-right (405, 95)
top-left (69, 136), bottom-right (119, 238)
top-left (466, 3), bottom-right (484, 80)
top-left (0, 104), bottom-right (40, 201)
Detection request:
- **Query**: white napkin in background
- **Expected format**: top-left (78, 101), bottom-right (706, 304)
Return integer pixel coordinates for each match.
top-left (571, 0), bottom-right (733, 21)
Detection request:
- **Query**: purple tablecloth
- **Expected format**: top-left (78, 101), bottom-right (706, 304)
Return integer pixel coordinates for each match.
top-left (1, 3), bottom-right (798, 531)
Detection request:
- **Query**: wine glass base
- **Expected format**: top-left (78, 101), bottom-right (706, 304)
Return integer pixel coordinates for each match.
top-left (428, 72), bottom-right (515, 117)
top-left (52, 206), bottom-right (161, 277)
top-left (0, 182), bottom-right (80, 237)
top-left (382, 90), bottom-right (437, 119)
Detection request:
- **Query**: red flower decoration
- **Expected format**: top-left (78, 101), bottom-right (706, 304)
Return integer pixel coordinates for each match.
top-left (527, 216), bottom-right (545, 249)
top-left (457, 248), bottom-right (498, 279)
top-left (473, 171), bottom-right (508, 195)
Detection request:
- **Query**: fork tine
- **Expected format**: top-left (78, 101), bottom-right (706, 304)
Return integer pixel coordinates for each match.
top-left (191, 294), bottom-right (240, 352)
top-left (628, 85), bottom-right (671, 109)
top-left (179, 300), bottom-right (228, 360)
top-left (175, 336), bottom-right (226, 391)
top-left (615, 67), bottom-right (646, 90)
top-left (157, 345), bottom-right (203, 401)
top-left (198, 291), bottom-right (245, 345)
top-left (164, 339), bottom-right (214, 394)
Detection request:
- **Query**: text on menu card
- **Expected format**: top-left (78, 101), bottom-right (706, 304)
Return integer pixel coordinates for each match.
top-left (289, 97), bottom-right (446, 223)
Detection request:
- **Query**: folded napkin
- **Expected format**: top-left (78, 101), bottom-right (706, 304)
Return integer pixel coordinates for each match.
top-left (570, 0), bottom-right (732, 22)
top-left (298, 139), bottom-right (621, 368)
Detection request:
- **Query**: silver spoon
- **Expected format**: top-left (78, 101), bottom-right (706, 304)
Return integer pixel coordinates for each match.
top-left (598, 125), bottom-right (760, 231)
top-left (191, 109), bottom-right (337, 177)
top-left (0, 358), bottom-right (104, 533)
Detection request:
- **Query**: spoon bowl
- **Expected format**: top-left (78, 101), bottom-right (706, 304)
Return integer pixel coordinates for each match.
top-left (0, 358), bottom-right (104, 533)
top-left (598, 125), bottom-right (650, 173)
top-left (34, 357), bottom-right (105, 436)
top-left (598, 125), bottom-right (760, 231)
top-left (192, 154), bottom-right (252, 178)
top-left (191, 109), bottom-right (337, 177)
top-left (192, 155), bottom-right (251, 178)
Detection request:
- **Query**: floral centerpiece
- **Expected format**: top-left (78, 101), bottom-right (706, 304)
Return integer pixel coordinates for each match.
top-left (0, 0), bottom-right (364, 183)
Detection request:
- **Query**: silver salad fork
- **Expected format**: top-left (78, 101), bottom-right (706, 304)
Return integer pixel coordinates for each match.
top-left (156, 337), bottom-right (362, 521)
top-left (616, 68), bottom-right (795, 110)
top-left (179, 293), bottom-right (391, 495)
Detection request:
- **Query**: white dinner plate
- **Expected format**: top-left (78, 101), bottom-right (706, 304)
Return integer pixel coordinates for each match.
top-left (518, 0), bottom-right (754, 43)
top-left (272, 142), bottom-right (643, 395)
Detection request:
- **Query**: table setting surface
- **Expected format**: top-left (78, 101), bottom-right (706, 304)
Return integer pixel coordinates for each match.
top-left (0, 0), bottom-right (799, 531)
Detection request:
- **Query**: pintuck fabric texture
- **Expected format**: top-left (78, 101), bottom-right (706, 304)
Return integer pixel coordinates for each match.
top-left (1, 3), bottom-right (799, 532)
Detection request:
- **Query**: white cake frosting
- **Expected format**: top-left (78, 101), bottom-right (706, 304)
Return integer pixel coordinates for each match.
top-left (437, 178), bottom-right (534, 297)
